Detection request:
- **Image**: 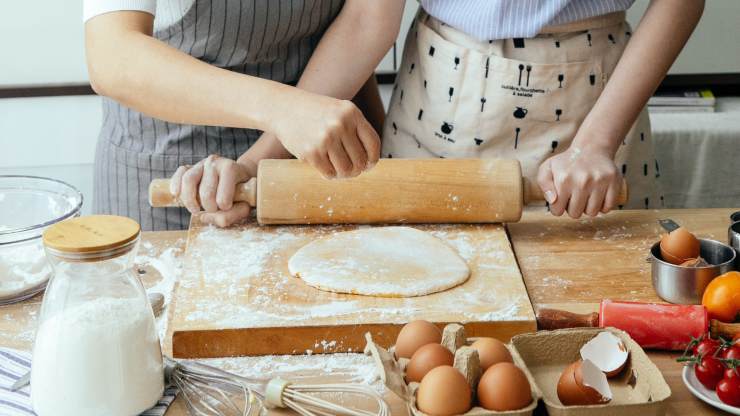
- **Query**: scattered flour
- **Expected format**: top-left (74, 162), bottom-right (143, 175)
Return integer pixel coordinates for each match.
top-left (181, 224), bottom-right (530, 330)
top-left (31, 297), bottom-right (164, 416)
top-left (0, 239), bottom-right (50, 299)
top-left (136, 243), bottom-right (184, 340)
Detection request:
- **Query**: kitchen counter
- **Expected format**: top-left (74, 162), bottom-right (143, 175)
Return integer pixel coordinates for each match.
top-left (1, 208), bottom-right (736, 415)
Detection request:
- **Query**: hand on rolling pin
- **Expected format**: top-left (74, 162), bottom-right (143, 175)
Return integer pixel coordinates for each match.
top-left (537, 145), bottom-right (622, 219)
top-left (170, 154), bottom-right (255, 227)
top-left (269, 91), bottom-right (380, 179)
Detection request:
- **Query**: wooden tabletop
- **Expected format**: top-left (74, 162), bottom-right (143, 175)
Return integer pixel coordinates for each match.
top-left (1, 208), bottom-right (736, 415)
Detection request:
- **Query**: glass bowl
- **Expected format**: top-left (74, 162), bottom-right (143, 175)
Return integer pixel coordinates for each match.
top-left (0, 176), bottom-right (83, 305)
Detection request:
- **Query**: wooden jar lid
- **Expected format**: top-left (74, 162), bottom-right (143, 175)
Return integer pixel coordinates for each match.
top-left (43, 215), bottom-right (140, 253)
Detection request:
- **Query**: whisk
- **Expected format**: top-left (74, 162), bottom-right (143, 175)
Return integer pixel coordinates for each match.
top-left (165, 357), bottom-right (390, 416)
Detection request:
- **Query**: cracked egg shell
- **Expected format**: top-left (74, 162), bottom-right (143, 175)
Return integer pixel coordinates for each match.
top-left (580, 332), bottom-right (629, 378)
top-left (557, 359), bottom-right (612, 406)
top-left (660, 227), bottom-right (700, 265)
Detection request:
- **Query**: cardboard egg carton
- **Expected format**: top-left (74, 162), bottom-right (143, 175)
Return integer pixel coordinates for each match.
top-left (364, 324), bottom-right (542, 416)
top-left (510, 328), bottom-right (671, 416)
top-left (364, 325), bottom-right (672, 416)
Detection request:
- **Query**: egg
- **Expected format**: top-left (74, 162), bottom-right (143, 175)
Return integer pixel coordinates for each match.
top-left (557, 360), bottom-right (612, 406)
top-left (477, 362), bottom-right (532, 411)
top-left (416, 366), bottom-right (471, 416)
top-left (660, 227), bottom-right (700, 265)
top-left (405, 343), bottom-right (454, 383)
top-left (395, 320), bottom-right (442, 359)
top-left (470, 337), bottom-right (513, 370)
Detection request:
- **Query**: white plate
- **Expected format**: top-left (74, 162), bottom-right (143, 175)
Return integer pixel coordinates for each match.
top-left (683, 365), bottom-right (740, 415)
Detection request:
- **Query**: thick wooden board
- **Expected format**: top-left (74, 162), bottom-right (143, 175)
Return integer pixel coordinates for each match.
top-left (169, 219), bottom-right (536, 358)
top-left (508, 208), bottom-right (738, 309)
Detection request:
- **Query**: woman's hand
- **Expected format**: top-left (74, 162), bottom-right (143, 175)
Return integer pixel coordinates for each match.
top-left (270, 91), bottom-right (380, 179)
top-left (169, 154), bottom-right (257, 227)
top-left (537, 145), bottom-right (622, 219)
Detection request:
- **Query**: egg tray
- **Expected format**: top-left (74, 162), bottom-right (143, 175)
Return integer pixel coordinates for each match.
top-left (510, 327), bottom-right (672, 416)
top-left (364, 326), bottom-right (672, 416)
top-left (363, 324), bottom-right (542, 416)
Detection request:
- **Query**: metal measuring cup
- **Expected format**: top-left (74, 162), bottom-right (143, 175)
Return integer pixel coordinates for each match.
top-left (729, 211), bottom-right (740, 269)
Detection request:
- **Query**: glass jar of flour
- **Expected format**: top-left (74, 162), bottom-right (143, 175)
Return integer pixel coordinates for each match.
top-left (32, 215), bottom-right (164, 416)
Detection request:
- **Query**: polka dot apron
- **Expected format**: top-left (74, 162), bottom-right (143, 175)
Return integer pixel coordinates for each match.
top-left (383, 11), bottom-right (663, 209)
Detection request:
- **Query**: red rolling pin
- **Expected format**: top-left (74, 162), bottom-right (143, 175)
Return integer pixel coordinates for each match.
top-left (537, 299), bottom-right (740, 351)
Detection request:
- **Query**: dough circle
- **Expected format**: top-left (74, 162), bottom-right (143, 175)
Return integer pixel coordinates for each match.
top-left (288, 227), bottom-right (470, 297)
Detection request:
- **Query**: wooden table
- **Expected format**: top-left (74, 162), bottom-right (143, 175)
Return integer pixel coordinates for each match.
top-left (1, 208), bottom-right (736, 415)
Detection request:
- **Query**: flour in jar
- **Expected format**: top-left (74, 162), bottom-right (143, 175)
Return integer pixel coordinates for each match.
top-left (31, 297), bottom-right (164, 416)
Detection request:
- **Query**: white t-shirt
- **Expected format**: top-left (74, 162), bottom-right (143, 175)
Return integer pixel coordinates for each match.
top-left (83, 0), bottom-right (191, 30)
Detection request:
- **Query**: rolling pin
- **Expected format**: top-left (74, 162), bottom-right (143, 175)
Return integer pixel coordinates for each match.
top-left (538, 300), bottom-right (740, 351)
top-left (149, 158), bottom-right (628, 225)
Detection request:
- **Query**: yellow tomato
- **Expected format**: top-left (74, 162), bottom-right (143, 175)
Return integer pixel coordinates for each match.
top-left (702, 271), bottom-right (740, 322)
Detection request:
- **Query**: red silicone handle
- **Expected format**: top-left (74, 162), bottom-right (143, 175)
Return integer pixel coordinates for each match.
top-left (599, 299), bottom-right (708, 350)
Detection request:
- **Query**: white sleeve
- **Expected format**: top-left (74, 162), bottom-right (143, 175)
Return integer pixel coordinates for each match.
top-left (83, 0), bottom-right (157, 22)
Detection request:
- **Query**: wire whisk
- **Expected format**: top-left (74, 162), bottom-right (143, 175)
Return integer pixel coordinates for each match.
top-left (165, 357), bottom-right (390, 416)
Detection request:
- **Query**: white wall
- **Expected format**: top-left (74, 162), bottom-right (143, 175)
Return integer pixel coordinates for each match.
top-left (0, 1), bottom-right (88, 85)
top-left (0, 96), bottom-right (101, 214)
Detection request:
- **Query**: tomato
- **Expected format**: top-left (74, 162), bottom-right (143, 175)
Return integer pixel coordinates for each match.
top-left (695, 338), bottom-right (721, 357)
top-left (696, 355), bottom-right (726, 390)
top-left (716, 370), bottom-right (740, 407)
top-left (721, 345), bottom-right (740, 361)
top-left (702, 271), bottom-right (740, 322)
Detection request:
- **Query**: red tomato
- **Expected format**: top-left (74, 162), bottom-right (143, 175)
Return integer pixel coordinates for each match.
top-left (716, 370), bottom-right (740, 407)
top-left (721, 345), bottom-right (740, 361)
top-left (695, 338), bottom-right (721, 357)
top-left (696, 355), bottom-right (726, 390)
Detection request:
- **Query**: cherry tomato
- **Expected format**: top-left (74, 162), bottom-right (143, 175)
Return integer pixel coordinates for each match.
top-left (716, 370), bottom-right (740, 407)
top-left (721, 345), bottom-right (740, 361)
top-left (696, 355), bottom-right (726, 390)
top-left (702, 271), bottom-right (740, 322)
top-left (695, 338), bottom-right (721, 357)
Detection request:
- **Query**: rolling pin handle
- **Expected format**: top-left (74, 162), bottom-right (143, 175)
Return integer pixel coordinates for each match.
top-left (522, 178), bottom-right (629, 206)
top-left (148, 178), bottom-right (257, 208)
top-left (536, 308), bottom-right (600, 330)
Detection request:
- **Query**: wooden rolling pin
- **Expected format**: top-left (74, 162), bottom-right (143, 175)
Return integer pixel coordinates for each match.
top-left (149, 159), bottom-right (628, 224)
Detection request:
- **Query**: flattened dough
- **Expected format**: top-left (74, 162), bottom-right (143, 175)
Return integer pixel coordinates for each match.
top-left (288, 227), bottom-right (470, 297)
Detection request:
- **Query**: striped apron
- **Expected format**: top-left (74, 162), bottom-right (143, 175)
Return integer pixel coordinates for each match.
top-left (93, 0), bottom-right (344, 230)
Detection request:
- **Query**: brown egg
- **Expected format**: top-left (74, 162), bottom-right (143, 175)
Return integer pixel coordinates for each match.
top-left (477, 362), bottom-right (532, 411)
top-left (395, 320), bottom-right (442, 359)
top-left (405, 343), bottom-right (454, 383)
top-left (660, 227), bottom-right (700, 265)
top-left (557, 360), bottom-right (612, 406)
top-left (470, 337), bottom-right (513, 370)
top-left (416, 366), bottom-right (471, 416)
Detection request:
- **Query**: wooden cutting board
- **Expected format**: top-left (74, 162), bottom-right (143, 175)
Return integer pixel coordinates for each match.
top-left (168, 218), bottom-right (536, 358)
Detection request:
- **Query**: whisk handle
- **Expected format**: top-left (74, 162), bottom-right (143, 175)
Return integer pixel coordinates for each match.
top-left (265, 378), bottom-right (291, 408)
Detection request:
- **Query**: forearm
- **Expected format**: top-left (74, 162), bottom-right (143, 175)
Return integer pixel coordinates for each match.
top-left (353, 75), bottom-right (386, 134)
top-left (574, 0), bottom-right (704, 156)
top-left (237, 0), bottom-right (401, 165)
top-left (295, 0), bottom-right (402, 99)
top-left (85, 11), bottom-right (301, 132)
top-left (237, 133), bottom-right (292, 171)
